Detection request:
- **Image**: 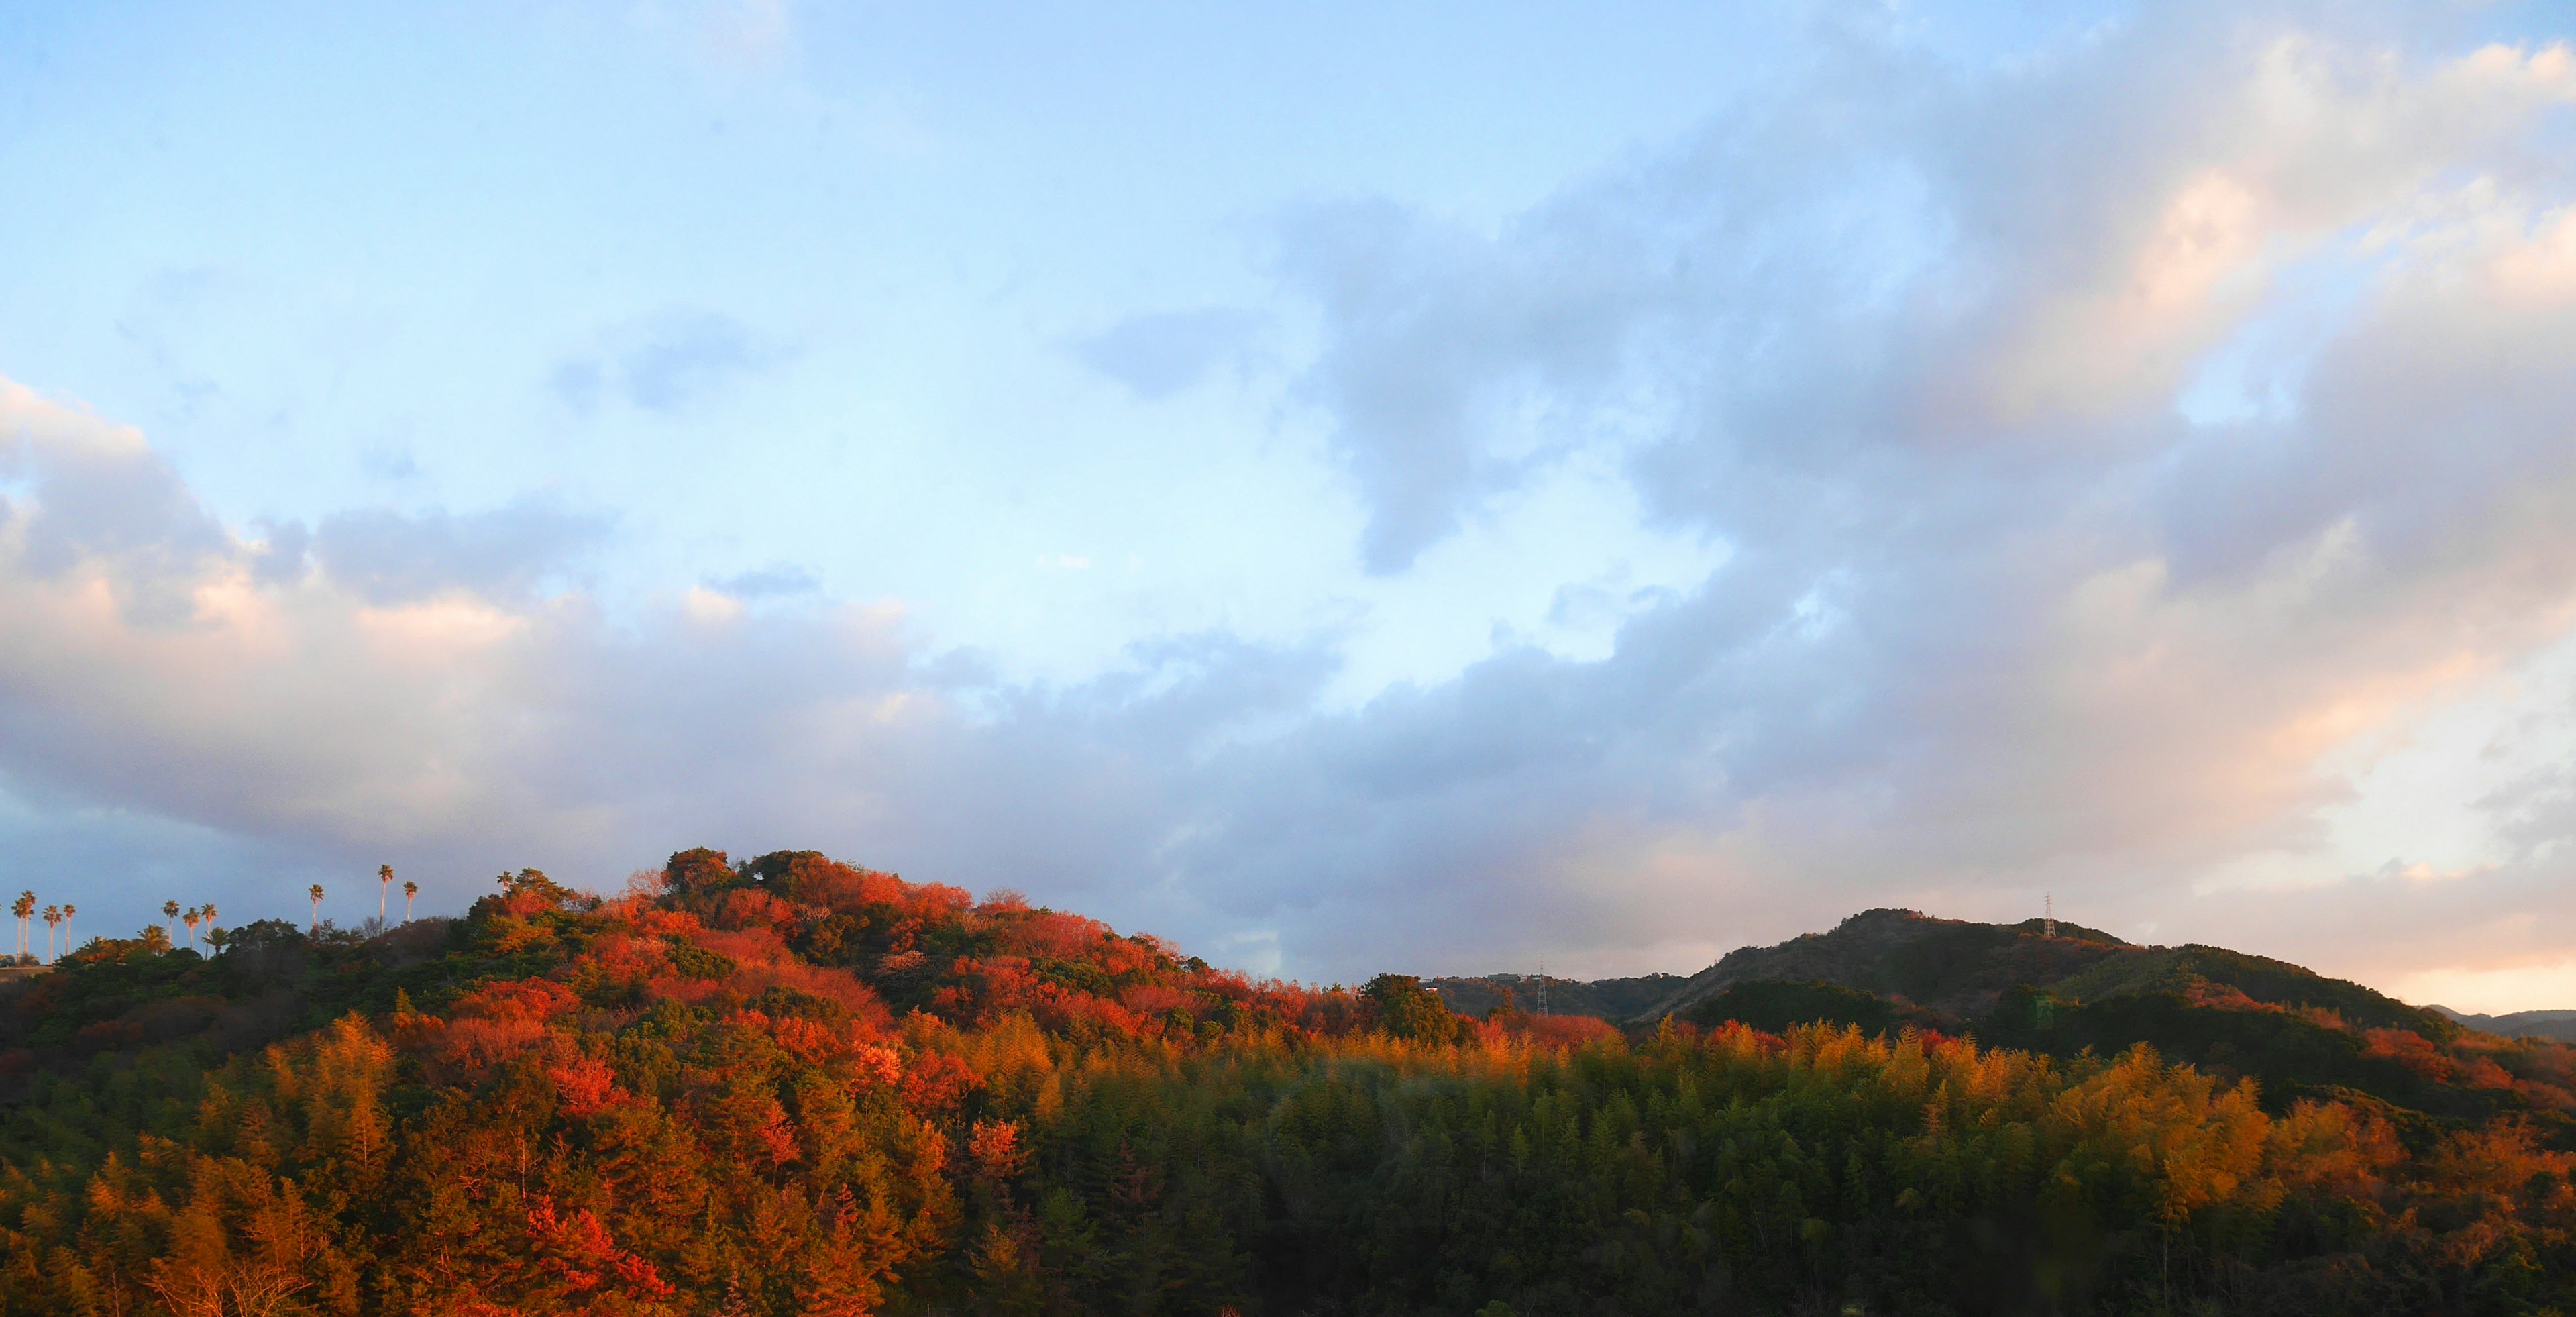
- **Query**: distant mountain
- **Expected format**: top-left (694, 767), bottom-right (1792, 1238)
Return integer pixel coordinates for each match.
top-left (1425, 971), bottom-right (1686, 1022)
top-left (2434, 1005), bottom-right (2576, 1044)
top-left (1466, 908), bottom-right (2575, 1130)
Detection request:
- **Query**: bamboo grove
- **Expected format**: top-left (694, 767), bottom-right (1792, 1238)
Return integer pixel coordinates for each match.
top-left (2, 851), bottom-right (2572, 1314)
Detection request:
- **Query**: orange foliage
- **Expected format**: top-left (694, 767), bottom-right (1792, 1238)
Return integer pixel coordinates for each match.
top-left (1487, 1013), bottom-right (1622, 1048)
top-left (967, 1119), bottom-right (1026, 1179)
top-left (546, 1056), bottom-right (630, 1119)
top-left (900, 1050), bottom-right (982, 1113)
top-left (525, 1197), bottom-right (676, 1301)
top-left (2365, 1026), bottom-right (2456, 1082)
top-left (453, 977), bottom-right (580, 1024)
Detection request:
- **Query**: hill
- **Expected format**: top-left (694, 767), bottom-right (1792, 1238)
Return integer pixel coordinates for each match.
top-left (3, 856), bottom-right (2574, 1314)
top-left (1483, 908), bottom-right (2575, 1137)
top-left (1423, 971), bottom-right (1686, 1022)
top-left (2436, 1006), bottom-right (2576, 1045)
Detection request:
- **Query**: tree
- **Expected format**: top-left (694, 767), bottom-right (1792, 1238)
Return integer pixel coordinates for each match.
top-left (1361, 973), bottom-right (1468, 1044)
top-left (61, 903), bottom-right (74, 957)
top-left (203, 903), bottom-right (219, 947)
top-left (378, 865), bottom-right (393, 924)
top-left (402, 881), bottom-right (417, 925)
top-left (164, 900), bottom-right (181, 944)
top-left (42, 904), bottom-right (59, 963)
top-left (183, 905), bottom-right (203, 951)
top-left (11, 890), bottom-right (28, 963)
top-left (308, 884), bottom-right (324, 933)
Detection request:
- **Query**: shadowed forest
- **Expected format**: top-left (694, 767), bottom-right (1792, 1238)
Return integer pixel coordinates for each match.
top-left (4, 851), bottom-right (2575, 1315)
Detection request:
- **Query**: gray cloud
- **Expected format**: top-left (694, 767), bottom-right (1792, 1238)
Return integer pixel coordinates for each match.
top-left (310, 498), bottom-right (611, 605)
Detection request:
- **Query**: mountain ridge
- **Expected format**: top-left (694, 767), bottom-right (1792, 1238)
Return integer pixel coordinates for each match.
top-left (6, 855), bottom-right (2576, 1312)
top-left (1450, 906), bottom-right (2573, 1132)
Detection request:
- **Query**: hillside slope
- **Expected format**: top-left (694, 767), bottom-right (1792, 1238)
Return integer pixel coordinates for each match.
top-left (1479, 908), bottom-right (2570, 1135)
top-left (2438, 1006), bottom-right (2576, 1044)
top-left (3, 857), bottom-right (2575, 1314)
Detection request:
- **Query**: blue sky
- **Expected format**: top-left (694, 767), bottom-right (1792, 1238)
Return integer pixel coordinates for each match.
top-left (8, 1), bottom-right (2576, 1009)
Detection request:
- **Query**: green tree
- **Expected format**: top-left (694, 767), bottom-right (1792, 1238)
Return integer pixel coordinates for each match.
top-left (1362, 973), bottom-right (1466, 1043)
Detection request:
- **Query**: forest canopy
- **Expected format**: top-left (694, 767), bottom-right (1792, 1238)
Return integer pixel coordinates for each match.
top-left (1, 849), bottom-right (2573, 1315)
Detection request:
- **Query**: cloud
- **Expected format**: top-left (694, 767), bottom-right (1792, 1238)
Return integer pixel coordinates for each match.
top-left (551, 309), bottom-right (790, 415)
top-left (1073, 307), bottom-right (1267, 400)
top-left (305, 499), bottom-right (611, 606)
top-left (9, 6), bottom-right (2576, 1003)
top-left (1226, 9), bottom-right (2576, 977)
top-left (709, 562), bottom-right (820, 600)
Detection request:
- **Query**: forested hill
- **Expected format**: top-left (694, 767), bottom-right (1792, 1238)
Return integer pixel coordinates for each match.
top-left (2439, 1006), bottom-right (2576, 1045)
top-left (1474, 907), bottom-right (2576, 1140)
top-left (5, 853), bottom-right (2576, 1314)
top-left (1424, 973), bottom-right (1687, 1023)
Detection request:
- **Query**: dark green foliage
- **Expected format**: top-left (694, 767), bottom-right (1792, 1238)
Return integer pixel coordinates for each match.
top-left (1362, 973), bottom-right (1468, 1044)
top-left (1682, 978), bottom-right (1947, 1036)
top-left (1424, 973), bottom-right (1690, 1023)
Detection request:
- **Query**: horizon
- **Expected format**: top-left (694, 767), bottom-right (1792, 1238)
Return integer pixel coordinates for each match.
top-left (8, 1), bottom-right (2576, 1012)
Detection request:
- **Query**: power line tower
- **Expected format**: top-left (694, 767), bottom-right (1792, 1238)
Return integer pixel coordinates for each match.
top-left (2045, 892), bottom-right (2055, 939)
top-left (1538, 963), bottom-right (1548, 1016)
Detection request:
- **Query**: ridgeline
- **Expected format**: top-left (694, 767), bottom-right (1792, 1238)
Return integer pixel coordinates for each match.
top-left (3, 855), bottom-right (2574, 1315)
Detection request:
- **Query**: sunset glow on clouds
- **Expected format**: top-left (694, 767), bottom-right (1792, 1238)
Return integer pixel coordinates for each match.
top-left (6, 1), bottom-right (2576, 1006)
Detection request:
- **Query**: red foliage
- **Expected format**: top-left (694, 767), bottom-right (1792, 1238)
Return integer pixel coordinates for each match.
top-left (1120, 984), bottom-right (1201, 1018)
top-left (968, 1118), bottom-right (1027, 1179)
top-left (2366, 1027), bottom-right (2457, 1082)
top-left (995, 909), bottom-right (1116, 961)
top-left (547, 1056), bottom-right (629, 1118)
top-left (526, 1197), bottom-right (675, 1300)
top-left (425, 1016), bottom-right (551, 1078)
top-left (840, 1041), bottom-right (904, 1092)
top-left (453, 977), bottom-right (580, 1024)
top-left (900, 1049), bottom-right (981, 1112)
top-left (696, 925), bottom-right (793, 968)
top-left (710, 887), bottom-right (792, 931)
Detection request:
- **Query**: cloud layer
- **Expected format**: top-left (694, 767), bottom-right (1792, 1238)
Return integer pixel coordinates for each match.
top-left (6, 5), bottom-right (2576, 1004)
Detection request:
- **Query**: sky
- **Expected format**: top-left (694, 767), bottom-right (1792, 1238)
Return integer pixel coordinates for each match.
top-left (5, 1), bottom-right (2576, 1010)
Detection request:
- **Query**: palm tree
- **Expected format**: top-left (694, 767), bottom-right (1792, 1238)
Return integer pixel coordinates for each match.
top-left (61, 904), bottom-right (74, 957)
top-left (163, 900), bottom-right (180, 944)
top-left (11, 891), bottom-right (29, 963)
top-left (402, 880), bottom-right (418, 925)
top-left (182, 905), bottom-right (202, 951)
top-left (379, 865), bottom-right (393, 925)
top-left (308, 884), bottom-right (325, 933)
top-left (202, 904), bottom-right (220, 950)
top-left (42, 906), bottom-right (59, 963)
